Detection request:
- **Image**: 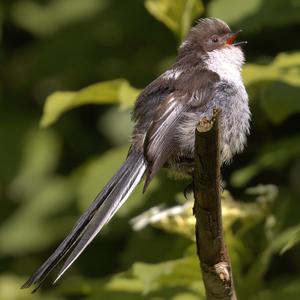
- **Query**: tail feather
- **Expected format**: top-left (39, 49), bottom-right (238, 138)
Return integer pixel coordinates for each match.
top-left (21, 151), bottom-right (146, 290)
top-left (54, 159), bottom-right (146, 283)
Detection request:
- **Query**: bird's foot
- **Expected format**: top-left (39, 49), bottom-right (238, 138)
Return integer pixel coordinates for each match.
top-left (183, 182), bottom-right (194, 199)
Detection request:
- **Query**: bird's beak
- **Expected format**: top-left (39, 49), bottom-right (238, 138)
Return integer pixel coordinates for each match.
top-left (226, 30), bottom-right (247, 47)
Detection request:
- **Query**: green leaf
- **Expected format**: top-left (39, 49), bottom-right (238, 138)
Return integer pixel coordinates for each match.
top-left (280, 224), bottom-right (300, 254)
top-left (132, 188), bottom-right (275, 241)
top-left (243, 52), bottom-right (300, 124)
top-left (131, 255), bottom-right (202, 294)
top-left (243, 52), bottom-right (300, 88)
top-left (58, 254), bottom-right (204, 298)
top-left (118, 80), bottom-right (141, 108)
top-left (231, 135), bottom-right (300, 187)
top-left (145, 0), bottom-right (204, 39)
top-left (261, 82), bottom-right (300, 124)
top-left (40, 79), bottom-right (140, 127)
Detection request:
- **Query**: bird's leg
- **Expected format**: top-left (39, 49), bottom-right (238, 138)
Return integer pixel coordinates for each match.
top-left (183, 181), bottom-right (194, 199)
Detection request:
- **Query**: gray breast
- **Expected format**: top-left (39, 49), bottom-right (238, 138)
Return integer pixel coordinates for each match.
top-left (176, 80), bottom-right (250, 164)
top-left (214, 80), bottom-right (250, 162)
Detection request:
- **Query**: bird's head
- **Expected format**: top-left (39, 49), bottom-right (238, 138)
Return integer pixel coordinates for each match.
top-left (180, 18), bottom-right (247, 54)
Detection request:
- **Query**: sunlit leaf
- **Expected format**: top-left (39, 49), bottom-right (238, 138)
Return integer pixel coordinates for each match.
top-left (40, 79), bottom-right (140, 127)
top-left (244, 52), bottom-right (300, 123)
top-left (145, 0), bottom-right (204, 39)
top-left (132, 188), bottom-right (276, 240)
top-left (131, 254), bottom-right (202, 294)
top-left (243, 52), bottom-right (300, 87)
top-left (118, 81), bottom-right (141, 108)
top-left (57, 252), bottom-right (204, 298)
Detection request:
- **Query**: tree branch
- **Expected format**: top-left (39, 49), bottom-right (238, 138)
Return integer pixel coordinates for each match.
top-left (193, 109), bottom-right (237, 300)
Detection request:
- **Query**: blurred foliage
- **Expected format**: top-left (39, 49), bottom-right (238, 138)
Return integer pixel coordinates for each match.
top-left (10, 0), bottom-right (108, 37)
top-left (208, 0), bottom-right (300, 30)
top-left (243, 52), bottom-right (300, 124)
top-left (145, 0), bottom-right (204, 40)
top-left (1, 0), bottom-right (300, 299)
top-left (40, 79), bottom-right (140, 127)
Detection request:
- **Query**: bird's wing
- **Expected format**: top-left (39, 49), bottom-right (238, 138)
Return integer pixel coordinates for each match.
top-left (143, 68), bottom-right (219, 190)
top-left (143, 93), bottom-right (188, 190)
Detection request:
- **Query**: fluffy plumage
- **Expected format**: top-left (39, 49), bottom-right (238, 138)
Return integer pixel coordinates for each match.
top-left (23, 17), bottom-right (250, 290)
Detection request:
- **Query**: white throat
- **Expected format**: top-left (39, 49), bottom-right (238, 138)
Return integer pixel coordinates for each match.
top-left (205, 46), bottom-right (245, 83)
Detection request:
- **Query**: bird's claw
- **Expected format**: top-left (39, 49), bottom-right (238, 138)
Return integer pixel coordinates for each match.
top-left (183, 182), bottom-right (194, 199)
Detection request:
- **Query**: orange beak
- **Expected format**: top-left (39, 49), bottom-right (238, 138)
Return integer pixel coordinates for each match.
top-left (226, 30), bottom-right (242, 45)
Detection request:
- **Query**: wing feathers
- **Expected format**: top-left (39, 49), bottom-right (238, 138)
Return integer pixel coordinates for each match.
top-left (143, 95), bottom-right (189, 190)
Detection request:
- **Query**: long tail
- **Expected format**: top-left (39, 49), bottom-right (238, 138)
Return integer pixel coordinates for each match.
top-left (21, 150), bottom-right (146, 291)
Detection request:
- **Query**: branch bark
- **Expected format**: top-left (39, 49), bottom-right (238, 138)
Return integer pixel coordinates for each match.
top-left (193, 110), bottom-right (237, 300)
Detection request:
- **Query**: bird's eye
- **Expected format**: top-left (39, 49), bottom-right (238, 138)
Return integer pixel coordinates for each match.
top-left (211, 35), bottom-right (219, 43)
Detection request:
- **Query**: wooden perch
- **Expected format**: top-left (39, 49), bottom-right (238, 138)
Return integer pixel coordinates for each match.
top-left (193, 110), bottom-right (237, 300)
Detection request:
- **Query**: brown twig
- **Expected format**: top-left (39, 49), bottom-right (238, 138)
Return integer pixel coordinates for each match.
top-left (193, 109), bottom-right (237, 300)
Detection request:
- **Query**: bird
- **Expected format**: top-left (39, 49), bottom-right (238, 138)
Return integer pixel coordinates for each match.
top-left (22, 17), bottom-right (250, 291)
